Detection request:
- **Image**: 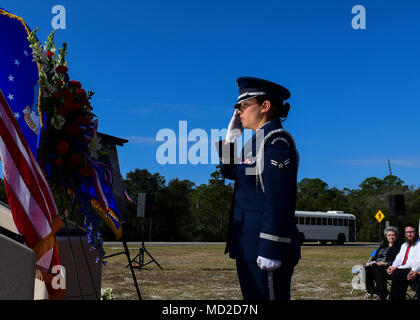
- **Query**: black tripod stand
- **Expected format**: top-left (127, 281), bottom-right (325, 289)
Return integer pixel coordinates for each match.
top-left (126, 217), bottom-right (163, 271)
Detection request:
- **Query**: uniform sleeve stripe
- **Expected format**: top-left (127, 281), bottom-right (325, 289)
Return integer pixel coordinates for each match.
top-left (260, 232), bottom-right (291, 243)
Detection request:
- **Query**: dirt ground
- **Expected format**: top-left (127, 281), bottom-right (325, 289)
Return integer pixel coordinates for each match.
top-left (100, 244), bottom-right (377, 300)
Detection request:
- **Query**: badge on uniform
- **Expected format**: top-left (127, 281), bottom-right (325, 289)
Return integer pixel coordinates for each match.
top-left (271, 137), bottom-right (289, 147)
top-left (240, 157), bottom-right (256, 165)
top-left (270, 158), bottom-right (290, 169)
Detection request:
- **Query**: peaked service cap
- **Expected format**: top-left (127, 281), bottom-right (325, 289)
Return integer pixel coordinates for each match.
top-left (234, 76), bottom-right (290, 109)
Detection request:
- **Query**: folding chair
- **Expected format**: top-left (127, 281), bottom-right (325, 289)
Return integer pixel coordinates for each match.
top-left (349, 248), bottom-right (377, 296)
top-left (350, 264), bottom-right (366, 295)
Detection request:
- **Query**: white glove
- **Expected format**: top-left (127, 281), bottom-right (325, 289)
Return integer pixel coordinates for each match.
top-left (257, 256), bottom-right (282, 271)
top-left (225, 110), bottom-right (243, 143)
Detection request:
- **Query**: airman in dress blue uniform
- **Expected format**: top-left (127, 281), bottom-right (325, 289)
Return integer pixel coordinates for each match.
top-left (217, 77), bottom-right (301, 300)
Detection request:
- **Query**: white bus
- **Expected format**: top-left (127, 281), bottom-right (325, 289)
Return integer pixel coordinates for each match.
top-left (295, 210), bottom-right (357, 244)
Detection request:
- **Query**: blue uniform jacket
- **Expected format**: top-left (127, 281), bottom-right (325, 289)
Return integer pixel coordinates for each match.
top-left (217, 118), bottom-right (301, 265)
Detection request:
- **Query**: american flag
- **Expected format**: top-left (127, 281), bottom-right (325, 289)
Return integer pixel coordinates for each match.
top-left (0, 8), bottom-right (41, 157)
top-left (0, 8), bottom-right (64, 299)
top-left (0, 88), bottom-right (64, 299)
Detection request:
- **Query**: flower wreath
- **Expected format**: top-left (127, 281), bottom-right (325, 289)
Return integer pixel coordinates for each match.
top-left (28, 29), bottom-right (125, 263)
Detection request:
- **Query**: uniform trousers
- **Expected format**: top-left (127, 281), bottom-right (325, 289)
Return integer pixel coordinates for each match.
top-left (236, 259), bottom-right (295, 300)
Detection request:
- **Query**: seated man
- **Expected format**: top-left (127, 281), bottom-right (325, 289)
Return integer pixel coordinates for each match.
top-left (364, 226), bottom-right (402, 300)
top-left (387, 223), bottom-right (420, 300)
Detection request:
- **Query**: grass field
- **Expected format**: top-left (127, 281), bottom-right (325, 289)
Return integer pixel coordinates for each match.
top-left (100, 243), bottom-right (376, 300)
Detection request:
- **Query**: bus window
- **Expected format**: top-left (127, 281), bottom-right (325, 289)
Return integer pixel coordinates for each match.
top-left (338, 219), bottom-right (343, 226)
top-left (305, 217), bottom-right (310, 225)
top-left (311, 217), bottom-right (316, 225)
top-left (344, 219), bottom-right (348, 226)
top-left (322, 218), bottom-right (327, 225)
top-left (299, 217), bottom-right (305, 225)
top-left (317, 218), bottom-right (322, 225)
top-left (333, 219), bottom-right (337, 226)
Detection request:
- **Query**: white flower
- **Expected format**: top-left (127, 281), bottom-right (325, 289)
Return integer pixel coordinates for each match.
top-left (51, 114), bottom-right (65, 130)
top-left (100, 287), bottom-right (115, 300)
top-left (88, 133), bottom-right (102, 159)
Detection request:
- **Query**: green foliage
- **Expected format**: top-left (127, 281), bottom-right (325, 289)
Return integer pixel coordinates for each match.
top-left (2, 163), bottom-right (420, 243)
top-left (97, 170), bottom-right (420, 242)
top-left (112, 166), bottom-right (233, 242)
top-left (191, 165), bottom-right (233, 241)
top-left (297, 175), bottom-right (419, 242)
top-left (122, 169), bottom-right (166, 241)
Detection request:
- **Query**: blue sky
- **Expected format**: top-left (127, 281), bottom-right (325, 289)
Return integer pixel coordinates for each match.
top-left (2, 0), bottom-right (420, 190)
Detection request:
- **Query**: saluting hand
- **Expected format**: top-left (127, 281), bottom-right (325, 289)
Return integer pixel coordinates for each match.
top-left (225, 110), bottom-right (243, 144)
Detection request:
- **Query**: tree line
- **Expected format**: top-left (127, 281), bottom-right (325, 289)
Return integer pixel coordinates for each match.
top-left (109, 167), bottom-right (420, 243)
top-left (1, 167), bottom-right (419, 242)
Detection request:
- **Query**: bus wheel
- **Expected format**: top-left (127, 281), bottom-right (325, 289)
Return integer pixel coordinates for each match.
top-left (299, 233), bottom-right (305, 244)
top-left (337, 233), bottom-right (346, 245)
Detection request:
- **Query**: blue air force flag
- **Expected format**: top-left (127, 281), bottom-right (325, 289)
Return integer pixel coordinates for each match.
top-left (0, 8), bottom-right (41, 157)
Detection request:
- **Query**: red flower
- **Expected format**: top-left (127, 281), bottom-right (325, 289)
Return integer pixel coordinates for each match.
top-left (63, 123), bottom-right (81, 136)
top-left (55, 158), bottom-right (63, 166)
top-left (68, 153), bottom-right (83, 167)
top-left (74, 115), bottom-right (90, 126)
top-left (69, 81), bottom-right (82, 89)
top-left (79, 164), bottom-right (92, 177)
top-left (57, 106), bottom-right (69, 117)
top-left (47, 51), bottom-right (54, 58)
top-left (56, 65), bottom-right (68, 74)
top-left (56, 141), bottom-right (69, 154)
top-left (59, 89), bottom-right (73, 100)
top-left (56, 80), bottom-right (63, 87)
top-left (80, 98), bottom-right (90, 108)
top-left (76, 89), bottom-right (87, 99)
top-left (63, 99), bottom-right (75, 112)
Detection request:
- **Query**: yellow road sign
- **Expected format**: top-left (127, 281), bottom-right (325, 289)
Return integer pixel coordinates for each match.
top-left (375, 210), bottom-right (385, 223)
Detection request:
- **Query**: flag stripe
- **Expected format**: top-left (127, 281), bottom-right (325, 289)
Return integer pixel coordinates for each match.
top-left (0, 115), bottom-right (55, 231)
top-left (0, 88), bottom-right (60, 270)
top-left (3, 178), bottom-right (42, 249)
top-left (0, 136), bottom-right (52, 238)
top-left (0, 90), bottom-right (57, 223)
top-left (37, 248), bottom-right (53, 271)
top-left (0, 105), bottom-right (56, 225)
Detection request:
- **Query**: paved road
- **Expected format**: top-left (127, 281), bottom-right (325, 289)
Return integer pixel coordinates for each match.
top-left (104, 241), bottom-right (380, 249)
